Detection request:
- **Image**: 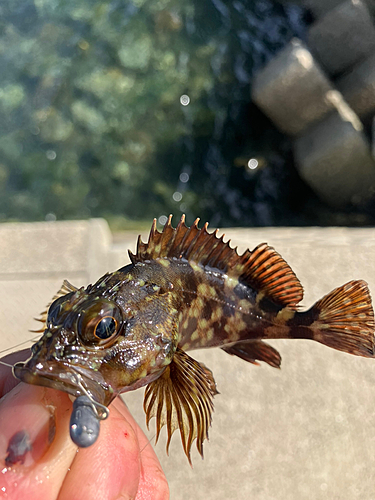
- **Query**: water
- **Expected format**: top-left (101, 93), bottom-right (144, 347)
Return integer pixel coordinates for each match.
top-left (2, 0), bottom-right (367, 227)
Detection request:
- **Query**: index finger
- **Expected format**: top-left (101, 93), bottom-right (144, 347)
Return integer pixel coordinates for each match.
top-left (113, 397), bottom-right (170, 500)
top-left (0, 350), bottom-right (168, 499)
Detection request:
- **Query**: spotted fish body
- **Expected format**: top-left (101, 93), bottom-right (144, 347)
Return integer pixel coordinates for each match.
top-left (13, 216), bottom-right (375, 462)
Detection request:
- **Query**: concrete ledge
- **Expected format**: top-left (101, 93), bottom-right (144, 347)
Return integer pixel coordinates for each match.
top-left (0, 218), bottom-right (112, 280)
top-left (0, 219), bottom-right (113, 353)
top-left (1, 220), bottom-right (375, 499)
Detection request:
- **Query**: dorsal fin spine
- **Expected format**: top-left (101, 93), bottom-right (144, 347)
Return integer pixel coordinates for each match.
top-left (160, 223), bottom-right (175, 257)
top-left (175, 220), bottom-right (196, 256)
top-left (136, 234), bottom-right (142, 253)
top-left (194, 234), bottom-right (215, 262)
top-left (205, 235), bottom-right (227, 268)
top-left (148, 219), bottom-right (157, 244)
top-left (177, 213), bottom-right (186, 228)
top-left (192, 228), bottom-right (218, 262)
top-left (184, 222), bottom-right (204, 258)
top-left (133, 215), bottom-right (304, 307)
top-left (207, 240), bottom-right (229, 269)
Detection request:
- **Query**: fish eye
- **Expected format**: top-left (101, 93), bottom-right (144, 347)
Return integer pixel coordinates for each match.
top-left (94, 316), bottom-right (117, 340)
top-left (77, 300), bottom-right (123, 347)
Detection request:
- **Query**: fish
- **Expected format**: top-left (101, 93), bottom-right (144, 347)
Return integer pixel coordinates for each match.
top-left (12, 215), bottom-right (375, 463)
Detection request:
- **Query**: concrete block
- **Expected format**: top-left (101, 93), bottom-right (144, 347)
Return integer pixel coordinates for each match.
top-left (0, 218), bottom-right (112, 281)
top-left (308, 0), bottom-right (375, 76)
top-left (336, 53), bottom-right (375, 121)
top-left (303, 0), bottom-right (342, 17)
top-left (276, 0), bottom-right (375, 17)
top-left (85, 218), bottom-right (113, 283)
top-left (0, 276), bottom-right (87, 355)
top-left (364, 0), bottom-right (375, 15)
top-left (252, 39), bottom-right (336, 136)
top-left (108, 232), bottom-right (142, 271)
top-left (0, 218), bottom-right (113, 353)
top-left (294, 91), bottom-right (375, 206)
top-left (304, 0), bottom-right (375, 17)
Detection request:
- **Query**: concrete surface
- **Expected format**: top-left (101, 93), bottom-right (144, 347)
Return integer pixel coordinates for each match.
top-left (308, 0), bottom-right (375, 76)
top-left (302, 0), bottom-right (346, 17)
top-left (0, 219), bottom-right (112, 355)
top-left (252, 39), bottom-right (335, 137)
top-left (1, 220), bottom-right (375, 499)
top-left (277, 0), bottom-right (375, 18)
top-left (293, 91), bottom-right (375, 207)
top-left (252, 2), bottom-right (375, 209)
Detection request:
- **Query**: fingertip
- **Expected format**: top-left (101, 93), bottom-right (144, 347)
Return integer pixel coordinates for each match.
top-left (0, 383), bottom-right (77, 500)
top-left (113, 397), bottom-right (169, 500)
top-left (135, 459), bottom-right (170, 500)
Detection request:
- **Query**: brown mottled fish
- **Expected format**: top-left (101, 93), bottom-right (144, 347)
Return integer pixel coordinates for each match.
top-left (13, 216), bottom-right (375, 463)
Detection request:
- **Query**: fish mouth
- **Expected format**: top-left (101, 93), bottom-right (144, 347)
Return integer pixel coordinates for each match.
top-left (13, 358), bottom-right (113, 407)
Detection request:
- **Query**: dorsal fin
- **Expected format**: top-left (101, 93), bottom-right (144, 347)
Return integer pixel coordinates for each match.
top-left (238, 243), bottom-right (304, 308)
top-left (129, 215), bottom-right (303, 308)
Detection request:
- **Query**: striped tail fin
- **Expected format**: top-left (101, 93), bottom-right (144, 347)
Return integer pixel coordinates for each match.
top-left (308, 280), bottom-right (374, 357)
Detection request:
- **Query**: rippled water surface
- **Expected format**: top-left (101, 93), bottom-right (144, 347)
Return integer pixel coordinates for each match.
top-left (3, 0), bottom-right (364, 227)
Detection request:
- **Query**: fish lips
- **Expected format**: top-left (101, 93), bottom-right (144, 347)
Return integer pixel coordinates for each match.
top-left (12, 357), bottom-right (112, 407)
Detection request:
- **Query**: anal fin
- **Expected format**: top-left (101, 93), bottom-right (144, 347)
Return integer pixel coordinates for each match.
top-left (222, 340), bottom-right (281, 369)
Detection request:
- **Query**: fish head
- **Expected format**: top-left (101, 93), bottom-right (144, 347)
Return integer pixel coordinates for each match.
top-left (13, 270), bottom-right (179, 407)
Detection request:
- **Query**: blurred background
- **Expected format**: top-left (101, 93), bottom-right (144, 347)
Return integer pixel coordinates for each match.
top-left (2, 0), bottom-right (375, 229)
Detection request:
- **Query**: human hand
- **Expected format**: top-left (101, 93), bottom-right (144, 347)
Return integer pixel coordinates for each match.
top-left (0, 349), bottom-right (169, 500)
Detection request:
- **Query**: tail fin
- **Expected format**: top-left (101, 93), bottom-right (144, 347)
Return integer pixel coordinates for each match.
top-left (309, 280), bottom-right (374, 357)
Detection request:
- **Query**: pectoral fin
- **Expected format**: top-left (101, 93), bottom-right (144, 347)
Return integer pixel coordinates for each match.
top-left (222, 340), bottom-right (281, 368)
top-left (143, 348), bottom-right (217, 464)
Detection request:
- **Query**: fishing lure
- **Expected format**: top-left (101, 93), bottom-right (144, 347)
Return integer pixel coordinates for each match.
top-left (8, 215), bottom-right (375, 462)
